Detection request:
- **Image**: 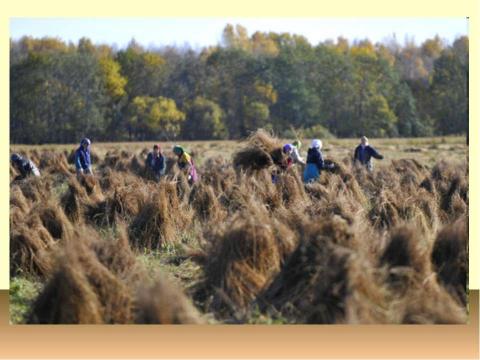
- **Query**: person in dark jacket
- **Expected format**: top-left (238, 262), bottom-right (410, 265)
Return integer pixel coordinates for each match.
top-left (145, 144), bottom-right (165, 181)
top-left (353, 136), bottom-right (383, 171)
top-left (11, 153), bottom-right (40, 180)
top-left (303, 139), bottom-right (333, 183)
top-left (75, 138), bottom-right (93, 177)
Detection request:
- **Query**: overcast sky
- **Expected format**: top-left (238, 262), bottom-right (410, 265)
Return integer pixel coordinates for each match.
top-left (10, 18), bottom-right (468, 49)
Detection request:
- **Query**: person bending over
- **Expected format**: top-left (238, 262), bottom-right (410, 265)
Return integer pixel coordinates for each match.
top-left (173, 145), bottom-right (198, 185)
top-left (11, 153), bottom-right (40, 180)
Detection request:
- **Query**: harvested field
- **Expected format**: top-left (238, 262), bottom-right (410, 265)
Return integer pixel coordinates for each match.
top-left (10, 133), bottom-right (468, 324)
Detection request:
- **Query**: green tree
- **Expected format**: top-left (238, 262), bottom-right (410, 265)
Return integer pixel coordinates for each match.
top-left (10, 51), bottom-right (108, 144)
top-left (244, 101), bottom-right (270, 132)
top-left (116, 40), bottom-right (166, 99)
top-left (348, 42), bottom-right (399, 137)
top-left (358, 94), bottom-right (398, 137)
top-left (430, 49), bottom-right (468, 135)
top-left (392, 82), bottom-right (431, 136)
top-left (182, 97), bottom-right (227, 140)
top-left (204, 47), bottom-right (256, 137)
top-left (269, 37), bottom-right (321, 132)
top-left (9, 32), bottom-right (469, 143)
top-left (161, 48), bottom-right (207, 108)
top-left (312, 44), bottom-right (356, 137)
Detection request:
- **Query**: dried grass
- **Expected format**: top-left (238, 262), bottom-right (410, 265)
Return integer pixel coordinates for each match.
top-left (11, 144), bottom-right (468, 324)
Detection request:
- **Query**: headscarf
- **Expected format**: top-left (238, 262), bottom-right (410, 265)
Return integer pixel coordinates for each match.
top-left (11, 153), bottom-right (22, 163)
top-left (173, 145), bottom-right (184, 156)
top-left (311, 139), bottom-right (322, 149)
top-left (153, 144), bottom-right (162, 153)
top-left (292, 140), bottom-right (302, 149)
top-left (283, 144), bottom-right (293, 154)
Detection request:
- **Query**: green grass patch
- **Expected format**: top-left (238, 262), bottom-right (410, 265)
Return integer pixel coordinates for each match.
top-left (10, 276), bottom-right (42, 324)
top-left (136, 239), bottom-right (202, 292)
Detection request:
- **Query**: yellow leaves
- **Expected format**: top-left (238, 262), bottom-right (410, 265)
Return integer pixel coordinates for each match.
top-left (129, 96), bottom-right (185, 135)
top-left (20, 36), bottom-right (69, 55)
top-left (132, 96), bottom-right (148, 111)
top-left (414, 58), bottom-right (428, 79)
top-left (367, 94), bottom-right (398, 129)
top-left (377, 45), bottom-right (395, 67)
top-left (222, 25), bottom-right (280, 57)
top-left (245, 101), bottom-right (269, 122)
top-left (253, 81), bottom-right (278, 105)
top-left (421, 36), bottom-right (443, 58)
top-left (150, 98), bottom-right (180, 125)
top-left (99, 57), bottom-right (127, 100)
top-left (336, 37), bottom-right (349, 53)
top-left (350, 45), bottom-right (378, 61)
top-left (350, 40), bottom-right (378, 63)
top-left (199, 46), bottom-right (218, 62)
top-left (95, 45), bottom-right (113, 59)
top-left (222, 24), bottom-right (251, 51)
top-left (142, 53), bottom-right (165, 67)
top-left (251, 32), bottom-right (279, 57)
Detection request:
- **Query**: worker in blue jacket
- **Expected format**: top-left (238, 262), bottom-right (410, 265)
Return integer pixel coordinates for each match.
top-left (75, 138), bottom-right (93, 177)
top-left (353, 136), bottom-right (383, 171)
top-left (145, 144), bottom-right (166, 181)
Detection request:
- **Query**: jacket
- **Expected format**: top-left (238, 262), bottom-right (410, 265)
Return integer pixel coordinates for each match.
top-left (306, 147), bottom-right (325, 171)
top-left (178, 152), bottom-right (198, 183)
top-left (13, 157), bottom-right (40, 178)
top-left (353, 145), bottom-right (383, 169)
top-left (290, 147), bottom-right (305, 164)
top-left (75, 146), bottom-right (91, 170)
top-left (146, 152), bottom-right (165, 174)
top-left (177, 152), bottom-right (192, 169)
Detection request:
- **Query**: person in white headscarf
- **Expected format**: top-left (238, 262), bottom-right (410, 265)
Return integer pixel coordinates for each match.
top-left (303, 139), bottom-right (333, 183)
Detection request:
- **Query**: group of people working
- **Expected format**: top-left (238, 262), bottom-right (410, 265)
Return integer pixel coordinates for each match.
top-left (279, 135), bottom-right (383, 183)
top-left (10, 137), bottom-right (199, 184)
top-left (10, 135), bottom-right (383, 184)
top-left (145, 144), bottom-right (198, 184)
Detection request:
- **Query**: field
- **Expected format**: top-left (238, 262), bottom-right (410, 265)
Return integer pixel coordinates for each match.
top-left (9, 134), bottom-right (468, 324)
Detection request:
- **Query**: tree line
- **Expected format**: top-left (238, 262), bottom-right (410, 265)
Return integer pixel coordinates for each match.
top-left (10, 24), bottom-right (469, 144)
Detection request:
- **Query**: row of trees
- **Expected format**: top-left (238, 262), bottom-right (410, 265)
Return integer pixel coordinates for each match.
top-left (10, 25), bottom-right (469, 144)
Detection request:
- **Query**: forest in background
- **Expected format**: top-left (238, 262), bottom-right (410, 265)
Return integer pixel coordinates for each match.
top-left (10, 24), bottom-right (469, 144)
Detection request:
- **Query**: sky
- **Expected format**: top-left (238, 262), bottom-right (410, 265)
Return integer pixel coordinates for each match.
top-left (10, 18), bottom-right (468, 49)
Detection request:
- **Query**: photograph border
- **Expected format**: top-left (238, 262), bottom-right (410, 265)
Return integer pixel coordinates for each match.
top-left (1, 0), bottom-right (478, 357)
